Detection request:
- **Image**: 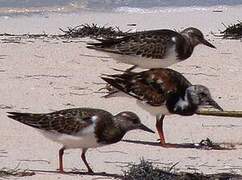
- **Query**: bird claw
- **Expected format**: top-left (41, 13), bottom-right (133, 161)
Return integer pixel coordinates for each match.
top-left (57, 169), bottom-right (66, 174)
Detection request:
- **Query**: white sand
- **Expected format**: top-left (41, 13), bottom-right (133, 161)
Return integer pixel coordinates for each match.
top-left (0, 5), bottom-right (242, 179)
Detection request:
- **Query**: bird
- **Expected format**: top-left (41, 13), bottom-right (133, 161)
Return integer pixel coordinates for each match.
top-left (7, 108), bottom-right (154, 173)
top-left (87, 27), bottom-right (216, 70)
top-left (101, 68), bottom-right (223, 147)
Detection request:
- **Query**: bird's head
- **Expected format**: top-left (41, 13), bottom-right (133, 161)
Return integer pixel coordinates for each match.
top-left (185, 85), bottom-right (223, 112)
top-left (181, 27), bottom-right (216, 48)
top-left (114, 111), bottom-right (154, 133)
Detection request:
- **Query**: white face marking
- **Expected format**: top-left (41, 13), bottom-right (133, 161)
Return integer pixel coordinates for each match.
top-left (174, 97), bottom-right (189, 112)
top-left (172, 37), bottom-right (176, 42)
top-left (91, 115), bottom-right (98, 123)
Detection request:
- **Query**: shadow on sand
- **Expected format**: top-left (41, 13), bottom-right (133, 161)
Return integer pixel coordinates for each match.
top-left (29, 169), bottom-right (123, 178)
top-left (122, 139), bottom-right (235, 150)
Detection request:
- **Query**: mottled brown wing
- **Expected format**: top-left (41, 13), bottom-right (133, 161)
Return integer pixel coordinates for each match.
top-left (115, 34), bottom-right (174, 59)
top-left (7, 108), bottom-right (104, 135)
top-left (102, 68), bottom-right (191, 106)
top-left (87, 30), bottom-right (179, 59)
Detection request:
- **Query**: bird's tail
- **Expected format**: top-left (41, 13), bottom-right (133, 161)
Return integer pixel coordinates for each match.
top-left (86, 37), bottom-right (121, 49)
top-left (101, 71), bottom-right (137, 96)
top-left (7, 112), bottom-right (43, 129)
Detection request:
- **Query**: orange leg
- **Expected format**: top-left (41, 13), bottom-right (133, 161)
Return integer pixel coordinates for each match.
top-left (156, 115), bottom-right (166, 146)
top-left (58, 147), bottom-right (65, 173)
top-left (81, 148), bottom-right (94, 173)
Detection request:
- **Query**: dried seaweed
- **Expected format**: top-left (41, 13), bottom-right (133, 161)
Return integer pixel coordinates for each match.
top-left (0, 24), bottom-right (131, 43)
top-left (214, 21), bottom-right (242, 39)
top-left (60, 23), bottom-right (128, 38)
top-left (123, 159), bottom-right (242, 180)
top-left (123, 159), bottom-right (178, 180)
top-left (221, 21), bottom-right (242, 39)
top-left (196, 138), bottom-right (233, 150)
top-left (0, 167), bottom-right (35, 178)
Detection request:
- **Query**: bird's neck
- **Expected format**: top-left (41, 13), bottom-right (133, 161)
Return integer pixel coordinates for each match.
top-left (177, 34), bottom-right (194, 60)
top-left (95, 121), bottom-right (126, 144)
top-left (166, 91), bottom-right (198, 116)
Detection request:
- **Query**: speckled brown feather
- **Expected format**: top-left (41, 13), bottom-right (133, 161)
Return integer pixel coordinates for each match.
top-left (87, 30), bottom-right (185, 59)
top-left (101, 68), bottom-right (192, 106)
top-left (7, 108), bottom-right (112, 135)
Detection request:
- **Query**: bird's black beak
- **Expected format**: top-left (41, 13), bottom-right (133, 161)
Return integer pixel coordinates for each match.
top-left (197, 98), bottom-right (223, 112)
top-left (201, 38), bottom-right (216, 49)
top-left (208, 99), bottom-right (223, 111)
top-left (139, 124), bottom-right (155, 133)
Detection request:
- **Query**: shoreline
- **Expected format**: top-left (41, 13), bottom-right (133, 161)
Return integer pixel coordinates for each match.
top-left (0, 4), bottom-right (241, 18)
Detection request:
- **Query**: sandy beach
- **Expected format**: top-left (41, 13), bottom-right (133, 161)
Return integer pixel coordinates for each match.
top-left (0, 5), bottom-right (242, 179)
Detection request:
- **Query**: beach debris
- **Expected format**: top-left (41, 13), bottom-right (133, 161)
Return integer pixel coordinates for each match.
top-left (123, 159), bottom-right (178, 180)
top-left (213, 21), bottom-right (242, 39)
top-left (60, 23), bottom-right (128, 38)
top-left (195, 138), bottom-right (234, 150)
top-left (123, 159), bottom-right (242, 180)
top-left (197, 110), bottom-right (242, 118)
top-left (221, 21), bottom-right (242, 39)
top-left (0, 23), bottom-right (131, 43)
top-left (0, 167), bottom-right (35, 178)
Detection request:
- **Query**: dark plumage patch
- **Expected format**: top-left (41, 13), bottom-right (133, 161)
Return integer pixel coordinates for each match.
top-left (101, 68), bottom-right (191, 106)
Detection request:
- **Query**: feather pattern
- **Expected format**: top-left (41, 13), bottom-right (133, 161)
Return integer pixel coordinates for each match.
top-left (87, 30), bottom-right (184, 59)
top-left (7, 108), bottom-right (112, 135)
top-left (101, 68), bottom-right (192, 106)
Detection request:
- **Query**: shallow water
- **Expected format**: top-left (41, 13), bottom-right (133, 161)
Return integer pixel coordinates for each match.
top-left (0, 0), bottom-right (241, 16)
top-left (1, 0), bottom-right (242, 8)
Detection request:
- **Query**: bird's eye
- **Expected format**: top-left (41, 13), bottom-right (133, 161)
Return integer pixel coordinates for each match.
top-left (131, 118), bottom-right (139, 124)
top-left (200, 92), bottom-right (207, 97)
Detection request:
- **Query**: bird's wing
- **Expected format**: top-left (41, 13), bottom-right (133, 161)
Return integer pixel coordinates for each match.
top-left (7, 108), bottom-right (108, 135)
top-left (87, 30), bottom-right (177, 59)
top-left (101, 68), bottom-right (191, 106)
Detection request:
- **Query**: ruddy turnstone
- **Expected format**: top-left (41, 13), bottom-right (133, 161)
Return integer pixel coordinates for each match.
top-left (7, 108), bottom-right (154, 173)
top-left (101, 68), bottom-right (223, 147)
top-left (87, 27), bottom-right (215, 70)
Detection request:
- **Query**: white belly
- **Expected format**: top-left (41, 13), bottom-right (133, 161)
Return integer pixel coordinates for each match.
top-left (136, 100), bottom-right (171, 116)
top-left (38, 124), bottom-right (102, 149)
top-left (104, 90), bottom-right (171, 116)
top-left (108, 46), bottom-right (179, 69)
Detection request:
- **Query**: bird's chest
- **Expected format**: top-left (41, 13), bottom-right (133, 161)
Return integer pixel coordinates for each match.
top-left (97, 128), bottom-right (124, 145)
top-left (166, 95), bottom-right (196, 116)
top-left (136, 100), bottom-right (171, 116)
